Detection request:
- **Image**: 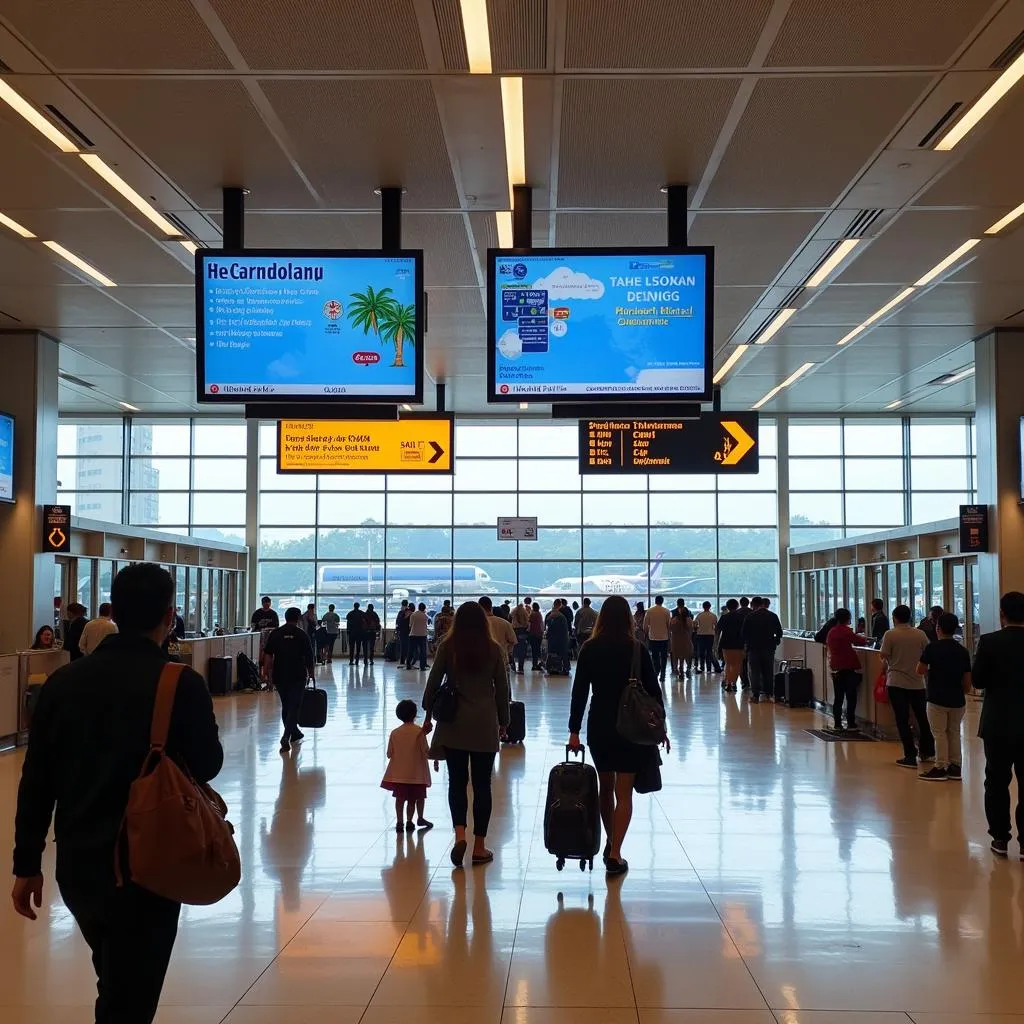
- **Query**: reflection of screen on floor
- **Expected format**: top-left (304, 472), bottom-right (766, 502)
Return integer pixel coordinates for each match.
top-left (488, 248), bottom-right (713, 401)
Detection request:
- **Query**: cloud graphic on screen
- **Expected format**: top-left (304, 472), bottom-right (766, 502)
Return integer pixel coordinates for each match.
top-left (267, 353), bottom-right (303, 379)
top-left (498, 329), bottom-right (523, 359)
top-left (532, 266), bottom-right (605, 299)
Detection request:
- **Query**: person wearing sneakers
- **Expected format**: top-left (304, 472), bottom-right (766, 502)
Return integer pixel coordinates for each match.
top-left (916, 611), bottom-right (972, 782)
top-left (972, 591), bottom-right (1024, 858)
top-left (880, 604), bottom-right (934, 770)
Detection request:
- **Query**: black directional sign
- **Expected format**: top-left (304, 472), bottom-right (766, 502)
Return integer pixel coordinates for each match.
top-left (42, 504), bottom-right (71, 553)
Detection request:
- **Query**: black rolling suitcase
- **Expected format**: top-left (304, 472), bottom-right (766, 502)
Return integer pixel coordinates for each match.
top-left (504, 700), bottom-right (526, 743)
top-left (773, 665), bottom-right (787, 702)
top-left (236, 651), bottom-right (261, 691)
top-left (297, 678), bottom-right (328, 728)
top-left (546, 652), bottom-right (567, 675)
top-left (384, 638), bottom-right (399, 662)
top-left (207, 655), bottom-right (233, 696)
top-left (544, 746), bottom-right (601, 872)
top-left (784, 660), bottom-right (813, 707)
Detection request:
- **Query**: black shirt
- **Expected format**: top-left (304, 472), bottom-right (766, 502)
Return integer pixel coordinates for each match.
top-left (251, 607), bottom-right (280, 632)
top-left (346, 609), bottom-right (365, 633)
top-left (13, 633), bottom-right (222, 878)
top-left (973, 627), bottom-right (1024, 740)
top-left (547, 611), bottom-right (570, 652)
top-left (920, 638), bottom-right (970, 708)
top-left (742, 608), bottom-right (783, 651)
top-left (871, 610), bottom-right (890, 643)
top-left (570, 636), bottom-right (664, 735)
top-left (63, 615), bottom-right (87, 660)
top-left (263, 623), bottom-right (315, 685)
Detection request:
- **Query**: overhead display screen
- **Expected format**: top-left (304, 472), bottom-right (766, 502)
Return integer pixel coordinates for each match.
top-left (487, 247), bottom-right (714, 403)
top-left (0, 411), bottom-right (13, 503)
top-left (196, 249), bottom-right (423, 403)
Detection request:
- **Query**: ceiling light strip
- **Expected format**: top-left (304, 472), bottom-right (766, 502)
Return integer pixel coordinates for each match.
top-left (0, 79), bottom-right (78, 152)
top-left (179, 240), bottom-right (198, 255)
top-left (936, 49), bottom-right (1024, 151)
top-left (80, 154), bottom-right (180, 237)
top-left (913, 238), bottom-right (980, 287)
top-left (836, 287), bottom-right (916, 346)
top-left (946, 366), bottom-right (976, 384)
top-left (459, 0), bottom-right (492, 74)
top-left (754, 307), bottom-right (797, 345)
top-left (119, 402), bottom-right (140, 412)
top-left (712, 344), bottom-right (748, 385)
top-left (752, 362), bottom-right (815, 411)
top-left (42, 240), bottom-right (116, 287)
top-left (495, 210), bottom-right (513, 249)
top-left (500, 77), bottom-right (526, 207)
top-left (804, 238), bottom-right (860, 287)
top-left (886, 400), bottom-right (903, 410)
top-left (0, 211), bottom-right (35, 238)
top-left (986, 200), bottom-right (1024, 235)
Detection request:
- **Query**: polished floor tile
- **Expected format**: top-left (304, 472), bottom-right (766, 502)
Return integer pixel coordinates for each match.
top-left (0, 667), bottom-right (1016, 1021)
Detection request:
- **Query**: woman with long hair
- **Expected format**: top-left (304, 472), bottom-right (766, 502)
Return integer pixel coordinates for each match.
top-left (568, 595), bottom-right (669, 876)
top-left (423, 601), bottom-right (510, 868)
top-left (31, 625), bottom-right (56, 650)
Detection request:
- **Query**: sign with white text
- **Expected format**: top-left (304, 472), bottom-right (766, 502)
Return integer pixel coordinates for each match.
top-left (497, 516), bottom-right (538, 541)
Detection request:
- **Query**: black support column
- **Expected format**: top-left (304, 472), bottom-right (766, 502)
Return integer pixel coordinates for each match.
top-left (512, 184), bottom-right (532, 249)
top-left (223, 187), bottom-right (246, 249)
top-left (665, 183), bottom-right (688, 247)
top-left (379, 187), bottom-right (404, 252)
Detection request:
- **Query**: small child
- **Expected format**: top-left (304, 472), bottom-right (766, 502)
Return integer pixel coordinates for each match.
top-left (381, 700), bottom-right (433, 831)
top-left (917, 611), bottom-right (972, 781)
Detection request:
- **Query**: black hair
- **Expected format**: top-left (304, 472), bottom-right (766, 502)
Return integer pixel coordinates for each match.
top-left (111, 563), bottom-right (174, 634)
top-left (702, 601), bottom-right (711, 610)
top-left (938, 612), bottom-right (960, 636)
top-left (655, 595), bottom-right (664, 605)
top-left (261, 595), bottom-right (271, 604)
top-left (98, 602), bottom-right (112, 617)
top-left (835, 607), bottom-right (852, 625)
top-left (740, 596), bottom-right (749, 607)
top-left (478, 595), bottom-right (493, 612)
top-left (1001, 591), bottom-right (1024, 624)
top-left (726, 598), bottom-right (739, 611)
top-left (583, 597), bottom-right (591, 606)
top-left (285, 606), bottom-right (301, 623)
top-left (892, 604), bottom-right (912, 624)
top-left (396, 699), bottom-right (417, 723)
top-left (871, 598), bottom-right (884, 611)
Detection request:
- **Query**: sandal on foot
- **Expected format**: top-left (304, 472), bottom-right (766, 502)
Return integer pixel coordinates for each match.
top-left (451, 839), bottom-right (467, 868)
top-left (602, 841), bottom-right (611, 866)
top-left (417, 819), bottom-right (434, 830)
top-left (472, 849), bottom-right (494, 865)
top-left (606, 858), bottom-right (629, 877)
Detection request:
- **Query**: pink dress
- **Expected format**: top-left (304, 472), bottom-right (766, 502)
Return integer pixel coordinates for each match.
top-left (381, 723), bottom-right (431, 800)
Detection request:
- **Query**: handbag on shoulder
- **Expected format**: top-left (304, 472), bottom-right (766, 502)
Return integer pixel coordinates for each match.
top-left (432, 672), bottom-right (459, 723)
top-left (616, 641), bottom-right (667, 746)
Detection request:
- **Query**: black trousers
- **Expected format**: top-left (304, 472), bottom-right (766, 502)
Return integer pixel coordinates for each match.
top-left (696, 635), bottom-right (720, 672)
top-left (748, 648), bottom-right (775, 698)
top-left (888, 686), bottom-right (935, 761)
top-left (529, 635), bottom-right (542, 667)
top-left (347, 630), bottom-right (362, 663)
top-left (275, 679), bottom-right (304, 741)
top-left (831, 669), bottom-right (861, 728)
top-left (445, 748), bottom-right (497, 837)
top-left (57, 850), bottom-right (181, 1024)
top-left (406, 635), bottom-right (427, 669)
top-left (984, 737), bottom-right (1024, 841)
top-left (739, 653), bottom-right (750, 689)
top-left (649, 639), bottom-right (669, 680)
top-left (398, 631), bottom-right (410, 665)
top-left (361, 632), bottom-right (376, 661)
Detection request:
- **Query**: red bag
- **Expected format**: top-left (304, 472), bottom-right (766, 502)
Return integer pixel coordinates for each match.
top-left (873, 671), bottom-right (888, 704)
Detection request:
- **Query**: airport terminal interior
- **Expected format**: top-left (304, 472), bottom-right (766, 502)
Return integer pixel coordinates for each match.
top-left (4, 1), bottom-right (1024, 1021)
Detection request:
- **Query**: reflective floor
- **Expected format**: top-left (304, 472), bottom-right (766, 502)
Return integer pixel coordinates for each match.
top-left (1, 662), bottom-right (1020, 1023)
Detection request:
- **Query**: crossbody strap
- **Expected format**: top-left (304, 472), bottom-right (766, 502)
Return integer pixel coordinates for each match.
top-left (150, 662), bottom-right (186, 750)
top-left (630, 640), bottom-right (641, 682)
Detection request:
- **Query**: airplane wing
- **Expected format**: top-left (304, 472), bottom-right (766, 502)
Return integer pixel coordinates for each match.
top-left (658, 575), bottom-right (716, 594)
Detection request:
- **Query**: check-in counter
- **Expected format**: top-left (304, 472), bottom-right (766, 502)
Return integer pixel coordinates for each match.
top-left (778, 635), bottom-right (898, 740)
top-left (175, 632), bottom-right (261, 687)
top-left (0, 647), bottom-right (71, 747)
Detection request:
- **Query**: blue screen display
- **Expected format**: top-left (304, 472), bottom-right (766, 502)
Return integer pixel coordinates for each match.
top-left (0, 412), bottom-right (13, 502)
top-left (489, 249), bottom-right (713, 400)
top-left (198, 251), bottom-right (421, 400)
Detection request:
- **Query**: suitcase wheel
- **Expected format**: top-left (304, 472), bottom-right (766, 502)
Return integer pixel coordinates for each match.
top-left (580, 858), bottom-right (587, 872)
top-left (556, 858), bottom-right (565, 872)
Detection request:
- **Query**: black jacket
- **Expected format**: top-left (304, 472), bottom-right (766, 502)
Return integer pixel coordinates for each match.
top-left (871, 610), bottom-right (890, 643)
top-left (63, 615), bottom-right (87, 660)
top-left (742, 608), bottom-right (784, 651)
top-left (569, 636), bottom-right (664, 735)
top-left (13, 633), bottom-right (222, 878)
top-left (974, 627), bottom-right (1024, 741)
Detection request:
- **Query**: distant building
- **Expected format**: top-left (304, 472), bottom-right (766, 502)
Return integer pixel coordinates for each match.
top-left (63, 424), bottom-right (159, 524)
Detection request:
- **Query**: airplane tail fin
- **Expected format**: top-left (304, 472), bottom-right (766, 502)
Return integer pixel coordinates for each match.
top-left (648, 551), bottom-right (665, 588)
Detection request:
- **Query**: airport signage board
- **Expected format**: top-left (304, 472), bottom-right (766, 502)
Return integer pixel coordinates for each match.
top-left (497, 516), bottom-right (538, 541)
top-left (579, 414), bottom-right (759, 475)
top-left (42, 504), bottom-right (71, 553)
top-left (277, 416), bottom-right (452, 474)
top-left (959, 504), bottom-right (989, 553)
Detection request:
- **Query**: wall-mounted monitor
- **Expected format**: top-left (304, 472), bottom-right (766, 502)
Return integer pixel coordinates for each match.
top-left (0, 411), bottom-right (14, 503)
top-left (487, 247), bottom-right (714, 403)
top-left (196, 249), bottom-right (424, 403)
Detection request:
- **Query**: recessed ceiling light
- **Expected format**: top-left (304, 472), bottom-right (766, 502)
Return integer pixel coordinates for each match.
top-left (0, 79), bottom-right (78, 152)
top-left (0, 211), bottom-right (35, 239)
top-left (495, 210), bottom-right (513, 249)
top-left (119, 402), bottom-right (140, 412)
top-left (458, 0), bottom-right (492, 74)
top-left (754, 307), bottom-right (797, 345)
top-left (836, 287), bottom-right (916, 346)
top-left (751, 361), bottom-right (815, 410)
top-left (985, 200), bottom-right (1024, 235)
top-left (80, 154), bottom-right (181, 237)
top-left (913, 238), bottom-right (980, 287)
top-left (500, 77), bottom-right (525, 207)
top-left (946, 366), bottom-right (976, 384)
top-left (179, 240), bottom-right (198, 255)
top-left (805, 238), bottom-right (860, 287)
top-left (42, 240), bottom-right (116, 287)
top-left (519, 402), bottom-right (529, 410)
top-left (886, 399), bottom-right (903, 410)
top-left (712, 344), bottom-right (748, 385)
top-left (935, 49), bottom-right (1024, 151)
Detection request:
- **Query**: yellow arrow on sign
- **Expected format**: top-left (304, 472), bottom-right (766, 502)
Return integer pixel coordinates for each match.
top-left (720, 420), bottom-right (755, 466)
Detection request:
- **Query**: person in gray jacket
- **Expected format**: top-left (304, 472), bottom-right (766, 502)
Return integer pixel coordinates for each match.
top-left (422, 601), bottom-right (510, 868)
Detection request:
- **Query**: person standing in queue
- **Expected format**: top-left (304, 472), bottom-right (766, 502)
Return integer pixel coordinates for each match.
top-left (321, 603), bottom-right (341, 663)
top-left (742, 597), bottom-right (783, 703)
top-left (917, 611), bottom-right (971, 781)
top-left (63, 602), bottom-right (89, 661)
top-left (546, 600), bottom-right (571, 674)
top-left (251, 596), bottom-right (280, 680)
top-left (528, 601), bottom-right (544, 671)
top-left (362, 603), bottom-right (381, 665)
top-left (264, 606), bottom-right (316, 754)
top-left (422, 601), bottom-right (510, 867)
top-left (12, 563), bottom-right (222, 1024)
top-left (395, 599), bottom-right (412, 666)
top-left (870, 598), bottom-right (890, 646)
top-left (406, 602), bottom-right (429, 671)
top-left (569, 594), bottom-right (669, 877)
top-left (510, 598), bottom-right (531, 675)
top-left (716, 598), bottom-right (745, 694)
top-left (734, 597), bottom-right (753, 690)
top-left (694, 601), bottom-right (719, 673)
top-left (433, 600), bottom-right (455, 643)
top-left (825, 608), bottom-right (870, 733)
top-left (479, 596), bottom-right (516, 670)
top-left (346, 602), bottom-right (365, 667)
top-left (970, 592), bottom-right (1024, 856)
top-left (880, 604), bottom-right (934, 769)
top-left (643, 595), bottom-right (672, 683)
top-left (79, 602), bottom-right (118, 657)
top-left (670, 599), bottom-right (694, 676)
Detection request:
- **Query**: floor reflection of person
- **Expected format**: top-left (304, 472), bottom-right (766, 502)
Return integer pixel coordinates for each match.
top-left (259, 756), bottom-right (320, 912)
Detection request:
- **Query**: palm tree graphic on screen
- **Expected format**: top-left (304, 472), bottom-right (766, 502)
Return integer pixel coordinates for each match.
top-left (378, 302), bottom-right (416, 368)
top-left (348, 286), bottom-right (394, 337)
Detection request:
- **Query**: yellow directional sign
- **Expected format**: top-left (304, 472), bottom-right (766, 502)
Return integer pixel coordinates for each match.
top-left (277, 417), bottom-right (453, 474)
top-left (720, 420), bottom-right (756, 466)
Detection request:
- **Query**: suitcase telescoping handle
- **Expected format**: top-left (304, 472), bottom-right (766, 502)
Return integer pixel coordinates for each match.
top-left (565, 744), bottom-right (586, 762)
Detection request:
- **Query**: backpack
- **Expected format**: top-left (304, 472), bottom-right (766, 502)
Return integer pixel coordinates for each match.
top-left (116, 663), bottom-right (240, 906)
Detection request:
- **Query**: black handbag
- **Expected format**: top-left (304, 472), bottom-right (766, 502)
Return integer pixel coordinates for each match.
top-left (616, 642), bottom-right (667, 746)
top-left (634, 748), bottom-right (663, 794)
top-left (431, 674), bottom-right (458, 723)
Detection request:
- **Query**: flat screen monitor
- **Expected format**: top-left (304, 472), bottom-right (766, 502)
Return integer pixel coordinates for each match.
top-left (487, 247), bottom-right (714, 403)
top-left (196, 249), bottom-right (424, 403)
top-left (0, 411), bottom-right (14, 503)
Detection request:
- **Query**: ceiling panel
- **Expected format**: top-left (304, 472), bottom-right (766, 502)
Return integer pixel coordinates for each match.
top-left (488, 0), bottom-right (547, 71)
top-left (702, 75), bottom-right (930, 208)
top-left (0, 120), bottom-right (104, 210)
top-left (104, 286), bottom-right (195, 328)
top-left (785, 286), bottom-right (902, 327)
top-left (261, 79), bottom-right (460, 208)
top-left (207, 0), bottom-right (426, 70)
top-left (563, 0), bottom-right (773, 69)
top-left (883, 282), bottom-right (1024, 326)
top-left (554, 212), bottom-right (666, 246)
top-left (765, 0), bottom-right (993, 67)
top-left (0, 233), bottom-right (77, 287)
top-left (713, 287), bottom-right (763, 345)
top-left (0, 285), bottom-right (150, 328)
top-left (557, 78), bottom-right (741, 207)
top-left (76, 79), bottom-right (316, 211)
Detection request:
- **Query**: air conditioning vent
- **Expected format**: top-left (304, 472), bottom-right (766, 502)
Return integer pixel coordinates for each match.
top-left (992, 30), bottom-right (1024, 69)
top-left (43, 105), bottom-right (94, 149)
top-left (918, 103), bottom-right (963, 148)
top-left (58, 371), bottom-right (97, 390)
top-left (844, 209), bottom-right (883, 238)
